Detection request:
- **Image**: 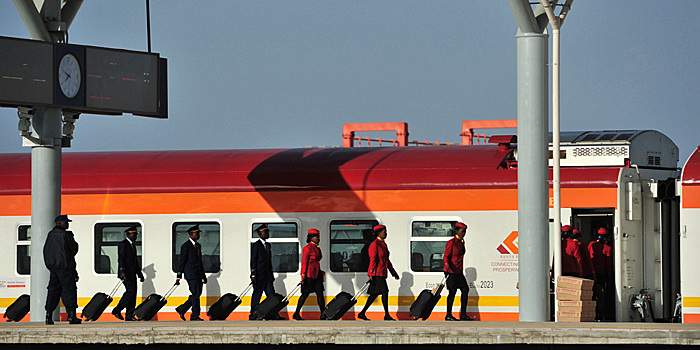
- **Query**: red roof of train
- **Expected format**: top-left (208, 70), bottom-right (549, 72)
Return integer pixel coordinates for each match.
top-left (0, 146), bottom-right (621, 195)
top-left (682, 147), bottom-right (700, 185)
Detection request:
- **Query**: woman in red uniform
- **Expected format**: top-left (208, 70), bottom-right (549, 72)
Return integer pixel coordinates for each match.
top-left (293, 228), bottom-right (326, 320)
top-left (443, 222), bottom-right (473, 321)
top-left (358, 225), bottom-right (400, 321)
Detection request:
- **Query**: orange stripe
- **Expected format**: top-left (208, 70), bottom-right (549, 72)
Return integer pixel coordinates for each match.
top-left (684, 314), bottom-right (700, 324)
top-left (0, 188), bottom-right (618, 216)
top-left (683, 186), bottom-right (700, 209)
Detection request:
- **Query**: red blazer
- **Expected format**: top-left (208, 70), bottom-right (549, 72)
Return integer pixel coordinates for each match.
top-left (577, 240), bottom-right (596, 280)
top-left (301, 242), bottom-right (323, 280)
top-left (562, 238), bottom-right (583, 277)
top-left (443, 236), bottom-right (465, 274)
top-left (368, 238), bottom-right (396, 277)
top-left (588, 240), bottom-right (613, 278)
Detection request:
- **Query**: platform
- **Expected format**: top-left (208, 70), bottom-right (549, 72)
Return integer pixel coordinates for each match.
top-left (1, 320), bottom-right (700, 347)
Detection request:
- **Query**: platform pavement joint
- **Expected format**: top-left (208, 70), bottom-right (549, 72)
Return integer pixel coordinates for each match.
top-left (2, 321), bottom-right (700, 346)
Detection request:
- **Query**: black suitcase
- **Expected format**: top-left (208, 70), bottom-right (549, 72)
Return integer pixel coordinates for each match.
top-left (409, 276), bottom-right (445, 320)
top-left (252, 283), bottom-right (301, 320)
top-left (4, 294), bottom-right (30, 322)
top-left (134, 283), bottom-right (178, 321)
top-left (82, 281), bottom-right (122, 321)
top-left (322, 281), bottom-right (370, 320)
top-left (207, 283), bottom-right (253, 320)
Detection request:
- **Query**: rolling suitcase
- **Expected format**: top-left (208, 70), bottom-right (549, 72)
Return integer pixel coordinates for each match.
top-left (134, 283), bottom-right (178, 321)
top-left (82, 281), bottom-right (122, 321)
top-left (252, 283), bottom-right (301, 320)
top-left (207, 283), bottom-right (253, 320)
top-left (3, 294), bottom-right (30, 322)
top-left (321, 281), bottom-right (371, 320)
top-left (409, 276), bottom-right (446, 320)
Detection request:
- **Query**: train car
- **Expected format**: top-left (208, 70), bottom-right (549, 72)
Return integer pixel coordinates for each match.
top-left (0, 130), bottom-right (682, 322)
top-left (681, 147), bottom-right (700, 323)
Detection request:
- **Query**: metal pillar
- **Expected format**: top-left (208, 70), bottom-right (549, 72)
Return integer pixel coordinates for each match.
top-left (510, 0), bottom-right (550, 322)
top-left (13, 0), bottom-right (79, 322)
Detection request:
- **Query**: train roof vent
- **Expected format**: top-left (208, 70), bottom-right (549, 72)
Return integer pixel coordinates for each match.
top-left (600, 133), bottom-right (617, 141)
top-left (581, 133), bottom-right (600, 142)
top-left (615, 133), bottom-right (635, 141)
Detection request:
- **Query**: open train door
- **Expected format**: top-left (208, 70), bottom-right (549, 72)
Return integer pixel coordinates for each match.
top-left (571, 208), bottom-right (615, 321)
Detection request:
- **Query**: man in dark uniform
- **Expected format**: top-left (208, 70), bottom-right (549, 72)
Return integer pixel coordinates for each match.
top-left (175, 225), bottom-right (207, 321)
top-left (443, 222), bottom-right (473, 321)
top-left (43, 214), bottom-right (81, 325)
top-left (111, 226), bottom-right (145, 321)
top-left (249, 224), bottom-right (283, 320)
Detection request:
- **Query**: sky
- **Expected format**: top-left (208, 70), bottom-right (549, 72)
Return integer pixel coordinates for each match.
top-left (1, 1), bottom-right (699, 163)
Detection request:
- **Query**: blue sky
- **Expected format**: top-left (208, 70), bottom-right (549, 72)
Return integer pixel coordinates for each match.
top-left (1, 1), bottom-right (698, 163)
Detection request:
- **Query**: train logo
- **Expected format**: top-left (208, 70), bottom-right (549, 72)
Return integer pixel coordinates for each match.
top-left (496, 231), bottom-right (519, 255)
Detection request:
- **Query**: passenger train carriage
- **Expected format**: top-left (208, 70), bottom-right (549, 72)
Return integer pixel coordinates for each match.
top-left (0, 129), bottom-right (690, 322)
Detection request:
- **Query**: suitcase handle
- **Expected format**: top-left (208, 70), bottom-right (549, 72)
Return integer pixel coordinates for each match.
top-left (352, 281), bottom-right (371, 301)
top-left (109, 280), bottom-right (123, 297)
top-left (282, 282), bottom-right (303, 303)
top-left (236, 283), bottom-right (254, 303)
top-left (162, 283), bottom-right (179, 300)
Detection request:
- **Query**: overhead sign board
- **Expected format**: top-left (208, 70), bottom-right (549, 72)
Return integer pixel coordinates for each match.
top-left (0, 36), bottom-right (167, 118)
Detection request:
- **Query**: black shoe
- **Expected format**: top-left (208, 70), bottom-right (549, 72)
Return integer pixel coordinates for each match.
top-left (445, 315), bottom-right (458, 321)
top-left (320, 313), bottom-right (327, 320)
top-left (249, 314), bottom-right (258, 321)
top-left (292, 313), bottom-right (304, 320)
top-left (190, 316), bottom-right (204, 321)
top-left (112, 310), bottom-right (124, 320)
top-left (357, 312), bottom-right (369, 321)
top-left (383, 315), bottom-right (396, 321)
top-left (45, 314), bottom-right (54, 325)
top-left (176, 308), bottom-right (186, 321)
top-left (68, 316), bottom-right (82, 324)
top-left (460, 314), bottom-right (474, 321)
top-left (125, 317), bottom-right (138, 321)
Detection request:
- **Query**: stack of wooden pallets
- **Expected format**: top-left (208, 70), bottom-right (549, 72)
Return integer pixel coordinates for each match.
top-left (556, 276), bottom-right (595, 322)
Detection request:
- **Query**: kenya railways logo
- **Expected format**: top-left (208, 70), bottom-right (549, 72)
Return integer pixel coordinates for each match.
top-left (496, 230), bottom-right (518, 255)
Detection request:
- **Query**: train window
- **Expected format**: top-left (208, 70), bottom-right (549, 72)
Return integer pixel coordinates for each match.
top-left (251, 223), bottom-right (299, 273)
top-left (95, 223), bottom-right (142, 274)
top-left (172, 222), bottom-right (221, 274)
top-left (410, 221), bottom-right (456, 272)
top-left (329, 220), bottom-right (378, 272)
top-left (16, 225), bottom-right (31, 275)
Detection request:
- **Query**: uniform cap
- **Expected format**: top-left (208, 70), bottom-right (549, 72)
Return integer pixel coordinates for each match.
top-left (455, 222), bottom-right (467, 229)
top-left (54, 214), bottom-right (72, 222)
top-left (561, 225), bottom-right (572, 232)
top-left (255, 223), bottom-right (269, 233)
top-left (307, 228), bottom-right (320, 235)
top-left (598, 227), bottom-right (609, 235)
top-left (187, 224), bottom-right (201, 233)
top-left (373, 224), bottom-right (386, 232)
top-left (572, 229), bottom-right (580, 234)
top-left (125, 226), bottom-right (139, 234)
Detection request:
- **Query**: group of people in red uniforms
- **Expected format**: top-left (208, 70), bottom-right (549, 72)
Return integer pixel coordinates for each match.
top-left (291, 223), bottom-right (474, 321)
top-left (560, 224), bottom-right (614, 320)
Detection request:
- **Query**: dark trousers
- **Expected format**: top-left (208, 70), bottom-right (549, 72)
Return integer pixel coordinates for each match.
top-left (250, 279), bottom-right (275, 314)
top-left (446, 286), bottom-right (469, 317)
top-left (45, 269), bottom-right (78, 313)
top-left (177, 279), bottom-right (203, 318)
top-left (113, 277), bottom-right (137, 318)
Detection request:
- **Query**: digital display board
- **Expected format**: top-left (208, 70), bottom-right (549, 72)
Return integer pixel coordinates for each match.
top-left (85, 47), bottom-right (159, 115)
top-left (0, 37), bottom-right (54, 106)
top-left (0, 36), bottom-right (167, 118)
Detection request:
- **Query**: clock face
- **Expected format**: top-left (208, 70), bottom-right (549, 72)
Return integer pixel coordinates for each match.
top-left (58, 53), bottom-right (81, 99)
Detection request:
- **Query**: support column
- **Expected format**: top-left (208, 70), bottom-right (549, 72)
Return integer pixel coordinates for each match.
top-left (516, 31), bottom-right (549, 322)
top-left (29, 107), bottom-right (63, 322)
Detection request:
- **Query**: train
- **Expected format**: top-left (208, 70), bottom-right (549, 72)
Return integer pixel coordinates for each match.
top-left (0, 129), bottom-right (695, 322)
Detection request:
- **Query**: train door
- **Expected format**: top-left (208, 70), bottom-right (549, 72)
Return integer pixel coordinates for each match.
top-left (571, 208), bottom-right (615, 321)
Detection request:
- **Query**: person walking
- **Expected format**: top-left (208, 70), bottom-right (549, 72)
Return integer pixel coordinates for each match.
top-left (357, 225), bottom-right (399, 321)
top-left (293, 228), bottom-right (326, 320)
top-left (443, 222), bottom-right (473, 321)
top-left (111, 226), bottom-right (145, 321)
top-left (175, 224), bottom-right (207, 321)
top-left (249, 224), bottom-right (284, 320)
top-left (43, 215), bottom-right (81, 325)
